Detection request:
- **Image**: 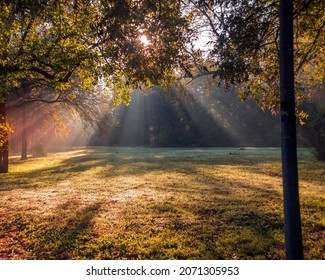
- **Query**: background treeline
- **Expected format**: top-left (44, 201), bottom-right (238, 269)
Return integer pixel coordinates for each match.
top-left (9, 79), bottom-right (323, 152)
top-left (90, 83), bottom-right (281, 147)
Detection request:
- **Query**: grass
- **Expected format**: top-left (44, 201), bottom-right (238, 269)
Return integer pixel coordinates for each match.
top-left (0, 147), bottom-right (324, 260)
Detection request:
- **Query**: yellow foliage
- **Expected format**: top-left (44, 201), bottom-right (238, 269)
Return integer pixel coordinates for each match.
top-left (297, 110), bottom-right (309, 125)
top-left (0, 122), bottom-right (13, 148)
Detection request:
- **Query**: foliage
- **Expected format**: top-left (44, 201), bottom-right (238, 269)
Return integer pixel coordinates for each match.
top-left (0, 0), bottom-right (98, 92)
top-left (0, 0), bottom-right (190, 149)
top-left (7, 79), bottom-right (115, 140)
top-left (187, 0), bottom-right (325, 115)
top-left (0, 118), bottom-right (12, 148)
top-left (0, 0), bottom-right (193, 173)
top-left (96, 0), bottom-right (191, 104)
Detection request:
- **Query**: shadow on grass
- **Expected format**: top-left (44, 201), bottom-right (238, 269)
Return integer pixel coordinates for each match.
top-left (8, 146), bottom-right (281, 170)
top-left (1, 147), bottom-right (284, 190)
top-left (1, 147), bottom-right (323, 259)
top-left (15, 202), bottom-right (102, 260)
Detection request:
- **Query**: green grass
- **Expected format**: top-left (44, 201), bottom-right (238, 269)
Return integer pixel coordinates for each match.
top-left (0, 147), bottom-right (324, 259)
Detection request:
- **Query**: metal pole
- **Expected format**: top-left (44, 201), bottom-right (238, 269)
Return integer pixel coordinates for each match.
top-left (279, 0), bottom-right (304, 259)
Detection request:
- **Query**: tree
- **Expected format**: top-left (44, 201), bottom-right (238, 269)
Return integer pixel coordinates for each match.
top-left (7, 79), bottom-right (114, 159)
top-left (185, 0), bottom-right (325, 158)
top-left (185, 0), bottom-right (324, 259)
top-left (279, 0), bottom-right (303, 260)
top-left (0, 98), bottom-right (9, 173)
top-left (0, 0), bottom-right (100, 170)
top-left (0, 0), bottom-right (190, 172)
top-left (186, 0), bottom-right (324, 101)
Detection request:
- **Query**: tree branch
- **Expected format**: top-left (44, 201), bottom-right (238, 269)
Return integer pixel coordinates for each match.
top-left (295, 20), bottom-right (325, 75)
top-left (29, 66), bottom-right (55, 80)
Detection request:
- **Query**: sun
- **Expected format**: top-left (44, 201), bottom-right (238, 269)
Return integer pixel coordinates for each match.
top-left (140, 34), bottom-right (150, 46)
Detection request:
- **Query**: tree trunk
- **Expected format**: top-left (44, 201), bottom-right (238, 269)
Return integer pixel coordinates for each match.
top-left (21, 107), bottom-right (28, 160)
top-left (0, 100), bottom-right (9, 173)
top-left (0, 142), bottom-right (9, 173)
top-left (279, 0), bottom-right (303, 259)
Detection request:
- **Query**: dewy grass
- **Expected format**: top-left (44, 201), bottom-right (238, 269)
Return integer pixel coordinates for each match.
top-left (0, 147), bottom-right (324, 259)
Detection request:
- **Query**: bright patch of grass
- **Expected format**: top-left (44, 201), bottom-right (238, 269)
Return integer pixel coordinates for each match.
top-left (0, 147), bottom-right (324, 259)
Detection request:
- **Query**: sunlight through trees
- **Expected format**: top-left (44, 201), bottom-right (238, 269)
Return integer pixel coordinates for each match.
top-left (0, 0), bottom-right (324, 262)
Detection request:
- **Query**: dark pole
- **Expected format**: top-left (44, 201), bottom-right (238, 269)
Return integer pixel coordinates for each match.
top-left (279, 0), bottom-right (304, 259)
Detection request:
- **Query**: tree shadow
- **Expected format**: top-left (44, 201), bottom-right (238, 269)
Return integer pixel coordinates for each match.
top-left (1, 147), bottom-right (285, 194)
top-left (23, 202), bottom-right (102, 259)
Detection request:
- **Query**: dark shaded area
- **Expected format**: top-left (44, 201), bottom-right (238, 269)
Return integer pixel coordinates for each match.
top-left (298, 94), bottom-right (325, 160)
top-left (90, 84), bottom-right (281, 147)
top-left (2, 203), bottom-right (102, 260)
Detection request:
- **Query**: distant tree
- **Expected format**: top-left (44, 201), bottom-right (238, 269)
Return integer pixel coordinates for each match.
top-left (89, 81), bottom-right (280, 147)
top-left (7, 80), bottom-right (113, 160)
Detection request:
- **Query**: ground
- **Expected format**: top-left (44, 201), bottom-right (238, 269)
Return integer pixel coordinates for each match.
top-left (0, 147), bottom-right (324, 259)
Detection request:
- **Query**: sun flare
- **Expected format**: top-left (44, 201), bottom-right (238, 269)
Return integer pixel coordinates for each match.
top-left (140, 35), bottom-right (150, 46)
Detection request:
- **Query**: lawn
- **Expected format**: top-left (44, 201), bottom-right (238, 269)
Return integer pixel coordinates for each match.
top-left (0, 147), bottom-right (324, 259)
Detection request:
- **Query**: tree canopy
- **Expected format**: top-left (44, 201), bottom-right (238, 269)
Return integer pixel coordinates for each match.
top-left (186, 0), bottom-right (324, 115)
top-left (0, 0), bottom-right (191, 170)
top-left (1, 0), bottom-right (190, 101)
top-left (183, 0), bottom-right (325, 159)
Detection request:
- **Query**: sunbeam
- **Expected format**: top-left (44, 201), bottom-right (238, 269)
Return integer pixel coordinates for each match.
top-left (88, 77), bottom-right (280, 148)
